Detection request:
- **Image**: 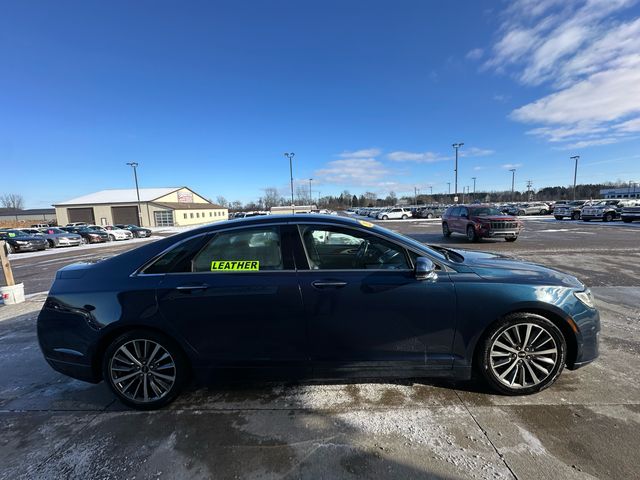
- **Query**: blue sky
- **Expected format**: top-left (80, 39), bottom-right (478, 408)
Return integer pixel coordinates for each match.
top-left (2, 0), bottom-right (640, 208)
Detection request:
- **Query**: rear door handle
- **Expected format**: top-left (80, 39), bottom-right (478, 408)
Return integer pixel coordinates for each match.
top-left (311, 280), bottom-right (348, 289)
top-left (175, 284), bottom-right (209, 291)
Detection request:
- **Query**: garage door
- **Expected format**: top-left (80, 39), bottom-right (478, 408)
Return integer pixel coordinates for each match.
top-left (112, 206), bottom-right (140, 226)
top-left (67, 207), bottom-right (95, 224)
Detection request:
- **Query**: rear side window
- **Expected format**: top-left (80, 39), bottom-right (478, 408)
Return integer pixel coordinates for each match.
top-left (192, 227), bottom-right (283, 272)
top-left (143, 236), bottom-right (209, 274)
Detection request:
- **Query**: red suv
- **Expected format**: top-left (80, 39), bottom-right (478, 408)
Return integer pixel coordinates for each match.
top-left (442, 205), bottom-right (522, 242)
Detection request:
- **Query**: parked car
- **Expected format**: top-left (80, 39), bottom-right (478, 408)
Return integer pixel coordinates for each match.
top-left (31, 223), bottom-right (51, 228)
top-left (554, 200), bottom-right (590, 220)
top-left (621, 203), bottom-right (640, 223)
top-left (72, 226), bottom-right (110, 244)
top-left (507, 203), bottom-right (550, 216)
top-left (0, 229), bottom-right (48, 253)
top-left (442, 205), bottom-right (522, 242)
top-left (88, 225), bottom-right (133, 241)
top-left (66, 222), bottom-right (88, 227)
top-left (419, 206), bottom-right (446, 219)
top-left (37, 227), bottom-right (83, 248)
top-left (115, 224), bottom-right (153, 238)
top-left (37, 214), bottom-right (599, 409)
top-left (377, 207), bottom-right (411, 220)
top-left (581, 199), bottom-right (634, 222)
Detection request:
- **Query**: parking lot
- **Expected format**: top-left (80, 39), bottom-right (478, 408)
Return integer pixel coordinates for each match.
top-left (1, 216), bottom-right (639, 479)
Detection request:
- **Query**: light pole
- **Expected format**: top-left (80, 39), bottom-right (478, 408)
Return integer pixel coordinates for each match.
top-left (447, 182), bottom-right (451, 195)
top-left (452, 143), bottom-right (464, 201)
top-left (284, 153), bottom-right (295, 212)
top-left (126, 162), bottom-right (142, 226)
top-left (570, 155), bottom-right (580, 201)
top-left (308, 178), bottom-right (313, 205)
top-left (472, 177), bottom-right (477, 195)
top-left (509, 168), bottom-right (516, 201)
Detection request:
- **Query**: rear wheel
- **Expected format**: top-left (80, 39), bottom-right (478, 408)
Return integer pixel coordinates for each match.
top-left (6, 243), bottom-right (14, 254)
top-left (426, 213), bottom-right (434, 219)
top-left (571, 211), bottom-right (581, 220)
top-left (540, 209), bottom-right (548, 215)
top-left (442, 222), bottom-right (451, 237)
top-left (518, 210), bottom-right (525, 216)
top-left (48, 240), bottom-right (56, 249)
top-left (382, 215), bottom-right (388, 220)
top-left (401, 214), bottom-right (408, 220)
top-left (81, 237), bottom-right (88, 245)
top-left (477, 313), bottom-right (566, 395)
top-left (108, 234), bottom-right (116, 241)
top-left (103, 330), bottom-right (187, 410)
top-left (466, 225), bottom-right (478, 242)
top-left (603, 212), bottom-right (614, 222)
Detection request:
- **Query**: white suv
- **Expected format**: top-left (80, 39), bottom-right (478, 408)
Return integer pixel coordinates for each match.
top-left (377, 207), bottom-right (411, 220)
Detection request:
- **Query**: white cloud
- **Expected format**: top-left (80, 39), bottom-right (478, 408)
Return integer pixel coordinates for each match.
top-left (315, 157), bottom-right (391, 187)
top-left (485, 0), bottom-right (640, 148)
top-left (502, 163), bottom-right (523, 169)
top-left (387, 151), bottom-right (450, 163)
top-left (466, 48), bottom-right (484, 60)
top-left (338, 148), bottom-right (381, 158)
top-left (460, 147), bottom-right (495, 157)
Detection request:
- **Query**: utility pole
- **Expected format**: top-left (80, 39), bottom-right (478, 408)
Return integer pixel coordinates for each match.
top-left (126, 162), bottom-right (142, 226)
top-left (452, 142), bottom-right (464, 202)
top-left (526, 180), bottom-right (533, 201)
top-left (570, 155), bottom-right (580, 201)
top-left (447, 182), bottom-right (451, 195)
top-left (284, 153), bottom-right (295, 212)
top-left (472, 177), bottom-right (477, 198)
top-left (429, 186), bottom-right (433, 195)
top-left (510, 168), bottom-right (516, 202)
top-left (308, 178), bottom-right (313, 205)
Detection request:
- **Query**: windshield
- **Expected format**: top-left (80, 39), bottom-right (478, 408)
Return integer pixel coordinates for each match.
top-left (471, 207), bottom-right (504, 216)
top-left (369, 223), bottom-right (448, 262)
top-left (44, 228), bottom-right (65, 234)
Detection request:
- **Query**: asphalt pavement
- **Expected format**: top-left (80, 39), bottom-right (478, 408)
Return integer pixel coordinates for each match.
top-left (1, 216), bottom-right (639, 479)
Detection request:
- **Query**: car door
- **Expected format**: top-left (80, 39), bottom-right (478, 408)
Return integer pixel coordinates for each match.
top-left (154, 225), bottom-right (308, 372)
top-left (294, 222), bottom-right (457, 374)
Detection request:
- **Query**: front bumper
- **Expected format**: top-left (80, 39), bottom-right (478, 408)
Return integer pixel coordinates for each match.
top-left (13, 242), bottom-right (47, 252)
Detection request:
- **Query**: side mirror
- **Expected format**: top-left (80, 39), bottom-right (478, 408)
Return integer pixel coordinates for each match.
top-left (415, 257), bottom-right (437, 281)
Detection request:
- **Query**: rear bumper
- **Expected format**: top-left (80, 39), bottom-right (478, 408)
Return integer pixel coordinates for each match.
top-left (43, 356), bottom-right (100, 383)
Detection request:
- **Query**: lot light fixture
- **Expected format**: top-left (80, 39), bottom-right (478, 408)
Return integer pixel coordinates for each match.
top-left (125, 162), bottom-right (142, 226)
top-left (509, 168), bottom-right (516, 201)
top-left (570, 155), bottom-right (580, 201)
top-left (452, 143), bottom-right (464, 201)
top-left (284, 153), bottom-right (295, 212)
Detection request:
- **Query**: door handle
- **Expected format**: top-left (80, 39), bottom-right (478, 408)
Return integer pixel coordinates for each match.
top-left (311, 280), bottom-right (348, 289)
top-left (175, 284), bottom-right (209, 291)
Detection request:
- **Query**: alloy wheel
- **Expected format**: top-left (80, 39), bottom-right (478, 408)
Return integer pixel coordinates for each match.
top-left (489, 323), bottom-right (558, 389)
top-left (109, 339), bottom-right (176, 403)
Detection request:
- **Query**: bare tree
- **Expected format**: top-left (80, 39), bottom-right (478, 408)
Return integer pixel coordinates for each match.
top-left (262, 187), bottom-right (280, 209)
top-left (215, 196), bottom-right (228, 207)
top-left (0, 193), bottom-right (24, 210)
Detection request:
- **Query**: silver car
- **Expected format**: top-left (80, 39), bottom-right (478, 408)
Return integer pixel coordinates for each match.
top-left (37, 227), bottom-right (83, 248)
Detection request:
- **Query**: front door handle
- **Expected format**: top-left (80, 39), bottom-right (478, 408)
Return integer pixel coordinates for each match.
top-left (312, 280), bottom-right (348, 289)
top-left (175, 284), bottom-right (209, 291)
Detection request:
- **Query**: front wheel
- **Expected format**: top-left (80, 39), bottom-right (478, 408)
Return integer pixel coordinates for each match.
top-left (382, 215), bottom-right (388, 220)
top-left (6, 243), bottom-right (14, 254)
top-left (571, 211), bottom-right (581, 220)
top-left (477, 313), bottom-right (567, 395)
top-left (467, 225), bottom-right (478, 242)
top-left (81, 237), bottom-right (88, 245)
top-left (518, 210), bottom-right (525, 216)
top-left (401, 214), bottom-right (408, 220)
top-left (108, 234), bottom-right (115, 242)
top-left (442, 223), bottom-right (451, 238)
top-left (603, 212), bottom-right (614, 222)
top-left (103, 330), bottom-right (187, 410)
top-left (426, 213), bottom-right (434, 219)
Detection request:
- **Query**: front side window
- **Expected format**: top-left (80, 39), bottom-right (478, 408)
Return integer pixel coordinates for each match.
top-left (192, 227), bottom-right (283, 272)
top-left (299, 225), bottom-right (410, 270)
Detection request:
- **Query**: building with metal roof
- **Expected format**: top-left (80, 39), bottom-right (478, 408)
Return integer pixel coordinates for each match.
top-left (53, 187), bottom-right (227, 227)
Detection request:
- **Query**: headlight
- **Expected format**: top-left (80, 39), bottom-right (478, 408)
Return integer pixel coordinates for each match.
top-left (16, 240), bottom-right (28, 244)
top-left (574, 289), bottom-right (595, 308)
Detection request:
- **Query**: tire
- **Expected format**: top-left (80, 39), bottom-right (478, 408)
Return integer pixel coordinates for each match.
top-left (48, 240), bottom-right (56, 249)
top-left (427, 213), bottom-right (434, 219)
top-left (6, 243), bottom-right (14, 254)
top-left (442, 222), bottom-right (451, 238)
top-left (571, 211), bottom-right (580, 220)
top-left (476, 313), bottom-right (567, 395)
top-left (102, 329), bottom-right (188, 410)
top-left (554, 216), bottom-right (563, 220)
top-left (81, 237), bottom-right (88, 245)
top-left (108, 234), bottom-right (115, 242)
top-left (603, 212), bottom-right (613, 222)
top-left (401, 214), bottom-right (408, 220)
top-left (466, 225), bottom-right (478, 242)
top-left (540, 210), bottom-right (548, 215)
top-left (382, 215), bottom-right (388, 220)
top-left (518, 210), bottom-right (525, 216)
top-left (505, 236), bottom-right (518, 242)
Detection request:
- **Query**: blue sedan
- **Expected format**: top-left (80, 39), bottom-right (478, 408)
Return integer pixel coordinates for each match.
top-left (37, 215), bottom-right (600, 409)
